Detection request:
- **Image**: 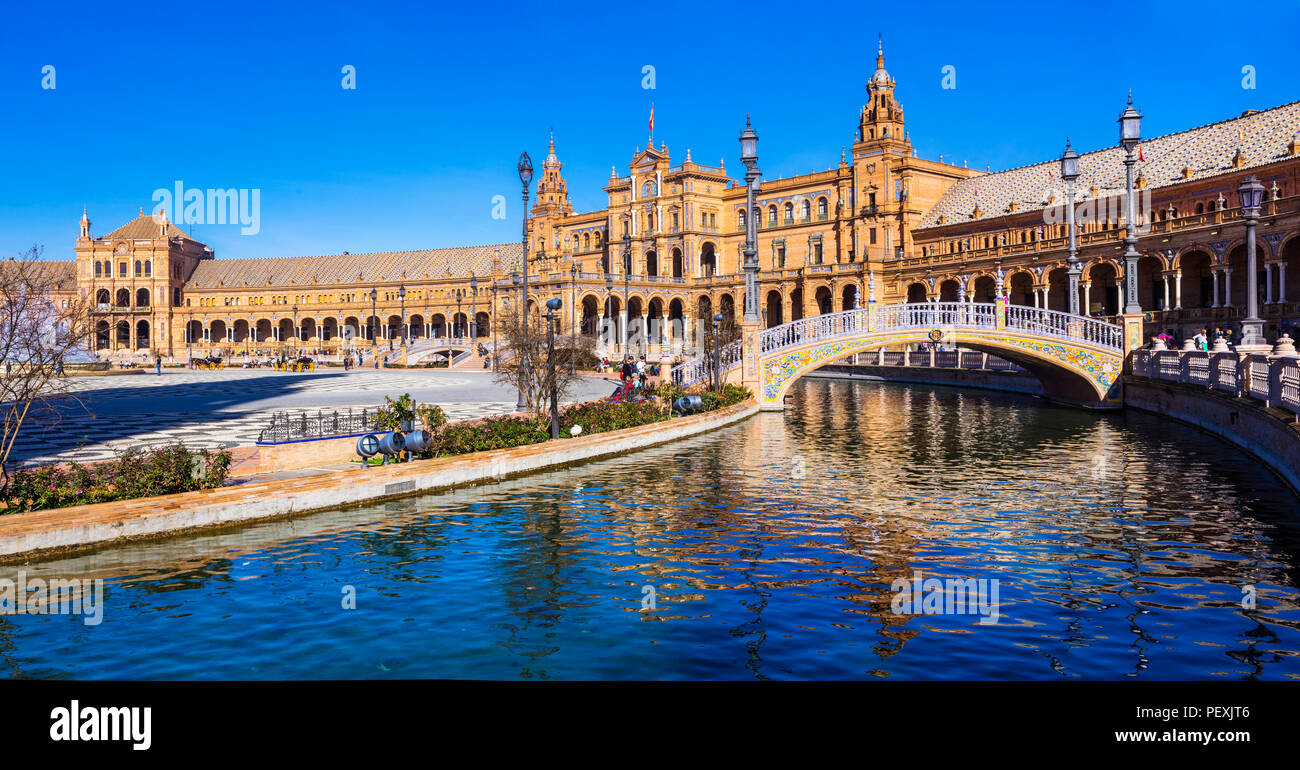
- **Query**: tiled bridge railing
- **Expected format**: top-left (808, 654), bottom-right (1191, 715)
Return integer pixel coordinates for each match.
top-left (1131, 343), bottom-right (1300, 420)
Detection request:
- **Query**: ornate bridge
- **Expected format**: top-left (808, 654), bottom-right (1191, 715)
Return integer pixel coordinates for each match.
top-left (671, 301), bottom-right (1128, 410)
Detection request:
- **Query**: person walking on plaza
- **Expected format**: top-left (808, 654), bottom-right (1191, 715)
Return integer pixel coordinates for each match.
top-left (155, 355), bottom-right (162, 376)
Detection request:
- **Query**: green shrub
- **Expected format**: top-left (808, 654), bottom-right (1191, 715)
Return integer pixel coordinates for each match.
top-left (3, 443), bottom-right (232, 514)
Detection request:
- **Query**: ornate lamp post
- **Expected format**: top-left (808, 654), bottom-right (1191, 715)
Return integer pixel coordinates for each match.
top-left (712, 312), bottom-right (724, 391)
top-left (1061, 138), bottom-right (1082, 316)
top-left (469, 274), bottom-right (478, 340)
top-left (544, 297), bottom-right (562, 438)
top-left (1118, 94), bottom-right (1143, 314)
top-left (491, 279), bottom-right (499, 372)
top-left (453, 288), bottom-right (464, 339)
top-left (570, 262), bottom-right (580, 373)
top-left (398, 285), bottom-right (406, 345)
top-left (1238, 175), bottom-right (1267, 347)
top-left (621, 216), bottom-right (631, 352)
top-left (369, 288), bottom-right (377, 351)
top-left (517, 152), bottom-right (533, 412)
top-left (291, 305), bottom-right (299, 356)
top-left (604, 266), bottom-right (615, 354)
top-left (740, 117), bottom-right (762, 323)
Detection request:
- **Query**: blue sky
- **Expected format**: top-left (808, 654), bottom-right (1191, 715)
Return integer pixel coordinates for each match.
top-left (2, 0), bottom-right (1296, 262)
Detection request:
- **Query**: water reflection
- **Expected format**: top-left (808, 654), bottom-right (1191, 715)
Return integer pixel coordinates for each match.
top-left (2, 377), bottom-right (1299, 680)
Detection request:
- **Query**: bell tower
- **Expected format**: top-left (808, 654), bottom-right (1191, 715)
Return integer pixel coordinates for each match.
top-left (858, 36), bottom-right (907, 148)
top-left (533, 131), bottom-right (573, 218)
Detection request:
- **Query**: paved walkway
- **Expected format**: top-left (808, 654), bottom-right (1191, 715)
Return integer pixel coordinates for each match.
top-left (12, 369), bottom-right (617, 467)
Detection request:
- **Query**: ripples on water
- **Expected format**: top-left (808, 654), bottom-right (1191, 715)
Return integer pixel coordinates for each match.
top-left (3, 378), bottom-right (1299, 680)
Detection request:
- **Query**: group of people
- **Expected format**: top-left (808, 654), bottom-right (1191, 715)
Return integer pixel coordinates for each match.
top-left (617, 355), bottom-right (652, 389)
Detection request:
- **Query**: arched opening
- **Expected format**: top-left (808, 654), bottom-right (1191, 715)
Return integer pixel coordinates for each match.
top-left (668, 298), bottom-right (685, 340)
top-left (765, 290), bottom-right (783, 328)
top-left (278, 318), bottom-right (294, 342)
top-left (233, 319), bottom-right (250, 344)
top-left (210, 320), bottom-right (228, 345)
top-left (1008, 272), bottom-right (1035, 306)
top-left (905, 282), bottom-right (928, 303)
top-left (116, 321), bottom-right (130, 349)
top-left (790, 287), bottom-right (804, 321)
top-left (719, 293), bottom-right (736, 327)
top-left (475, 312), bottom-right (490, 338)
top-left (581, 295), bottom-right (600, 336)
top-left (700, 243), bottom-right (717, 278)
top-left (1047, 268), bottom-right (1069, 311)
top-left (814, 286), bottom-right (833, 315)
top-left (300, 318), bottom-right (317, 342)
top-left (1179, 251), bottom-right (1212, 308)
top-left (1088, 263), bottom-right (1120, 316)
top-left (1283, 239), bottom-right (1300, 303)
top-left (973, 275), bottom-right (997, 303)
top-left (452, 313), bottom-right (469, 338)
top-left (255, 319), bottom-right (273, 345)
top-left (1137, 255), bottom-right (1164, 310)
top-left (95, 320), bottom-right (110, 350)
top-left (408, 314), bottom-right (424, 340)
top-left (324, 317), bottom-right (340, 342)
top-left (645, 251), bottom-right (658, 277)
top-left (95, 288), bottom-right (110, 306)
top-left (115, 288), bottom-right (130, 308)
top-left (431, 313), bottom-right (446, 338)
top-left (671, 248), bottom-right (683, 278)
top-left (136, 287), bottom-right (150, 307)
top-left (841, 284), bottom-right (859, 311)
top-left (647, 298), bottom-right (664, 344)
top-left (939, 279), bottom-right (959, 302)
top-left (386, 315), bottom-right (401, 340)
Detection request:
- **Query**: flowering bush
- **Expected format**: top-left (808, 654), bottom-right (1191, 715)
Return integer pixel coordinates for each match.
top-left (3, 443), bottom-right (233, 514)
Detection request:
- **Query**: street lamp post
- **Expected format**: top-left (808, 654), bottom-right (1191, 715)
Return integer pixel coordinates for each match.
top-left (570, 263), bottom-right (580, 374)
top-left (545, 297), bottom-right (562, 438)
top-left (1118, 94), bottom-right (1143, 314)
top-left (604, 268), bottom-right (614, 355)
top-left (469, 275), bottom-right (478, 341)
top-left (1238, 175), bottom-right (1267, 347)
top-left (453, 289), bottom-right (464, 340)
top-left (1061, 138), bottom-right (1082, 316)
top-left (491, 281), bottom-right (499, 372)
top-left (517, 152), bottom-right (534, 412)
top-left (399, 285), bottom-right (406, 346)
top-left (369, 288), bottom-right (377, 353)
top-left (712, 312), bottom-right (724, 391)
top-left (740, 117), bottom-right (762, 323)
top-left (291, 306), bottom-right (298, 357)
top-left (621, 220), bottom-right (631, 353)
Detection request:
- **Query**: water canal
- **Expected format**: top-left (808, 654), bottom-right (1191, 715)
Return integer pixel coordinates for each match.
top-left (4, 378), bottom-right (1299, 680)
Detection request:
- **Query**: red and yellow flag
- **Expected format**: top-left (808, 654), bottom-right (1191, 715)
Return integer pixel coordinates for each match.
top-left (648, 103), bottom-right (654, 132)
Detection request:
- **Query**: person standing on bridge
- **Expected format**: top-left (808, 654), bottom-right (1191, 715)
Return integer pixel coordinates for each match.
top-left (1194, 329), bottom-right (1208, 350)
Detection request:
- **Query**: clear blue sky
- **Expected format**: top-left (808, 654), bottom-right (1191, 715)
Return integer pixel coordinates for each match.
top-left (2, 0), bottom-right (1296, 262)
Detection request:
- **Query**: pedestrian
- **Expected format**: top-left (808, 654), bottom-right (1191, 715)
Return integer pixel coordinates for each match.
top-left (1194, 328), bottom-right (1208, 350)
top-left (636, 355), bottom-right (648, 388)
top-left (620, 356), bottom-right (634, 389)
top-left (155, 355), bottom-right (162, 376)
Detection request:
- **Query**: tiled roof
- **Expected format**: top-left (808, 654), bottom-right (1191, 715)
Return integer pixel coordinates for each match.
top-left (184, 243), bottom-right (523, 290)
top-left (0, 260), bottom-right (77, 289)
top-left (102, 212), bottom-right (199, 243)
top-left (917, 100), bottom-right (1300, 229)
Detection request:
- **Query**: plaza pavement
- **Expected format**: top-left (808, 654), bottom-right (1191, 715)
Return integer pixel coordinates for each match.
top-left (11, 368), bottom-right (619, 467)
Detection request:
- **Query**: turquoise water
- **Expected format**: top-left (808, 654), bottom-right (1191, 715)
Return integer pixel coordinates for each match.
top-left (3, 377), bottom-right (1300, 680)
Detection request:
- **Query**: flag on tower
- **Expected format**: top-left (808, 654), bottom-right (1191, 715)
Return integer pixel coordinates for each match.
top-left (648, 103), bottom-right (654, 133)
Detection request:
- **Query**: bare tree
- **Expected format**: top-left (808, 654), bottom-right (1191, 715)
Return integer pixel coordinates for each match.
top-left (0, 247), bottom-right (93, 492)
top-left (492, 306), bottom-right (595, 416)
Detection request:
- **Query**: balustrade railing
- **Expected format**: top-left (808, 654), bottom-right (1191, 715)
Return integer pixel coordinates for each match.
top-left (1132, 346), bottom-right (1300, 421)
top-left (670, 339), bottom-right (742, 387)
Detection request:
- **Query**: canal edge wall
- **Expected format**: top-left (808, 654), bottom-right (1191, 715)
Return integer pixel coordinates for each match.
top-left (0, 400), bottom-right (760, 562)
top-left (1124, 377), bottom-right (1300, 495)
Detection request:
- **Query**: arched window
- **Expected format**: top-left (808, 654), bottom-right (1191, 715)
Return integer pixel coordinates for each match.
top-left (594, 231), bottom-right (601, 246)
top-left (144, 260), bottom-right (151, 277)
top-left (767, 205), bottom-right (777, 226)
top-left (783, 202), bottom-right (793, 223)
top-left (817, 197), bottom-right (828, 218)
top-left (583, 233), bottom-right (590, 250)
top-left (801, 200), bottom-right (811, 220)
top-left (1196, 202), bottom-right (1204, 214)
top-left (738, 209), bottom-right (746, 228)
top-left (94, 261), bottom-right (102, 277)
top-left (1207, 200), bottom-right (1216, 212)
top-left (119, 262), bottom-right (127, 277)
top-left (134, 260), bottom-right (142, 277)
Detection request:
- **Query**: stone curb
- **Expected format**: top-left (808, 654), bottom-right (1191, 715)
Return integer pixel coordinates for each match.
top-left (0, 400), bottom-right (759, 561)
